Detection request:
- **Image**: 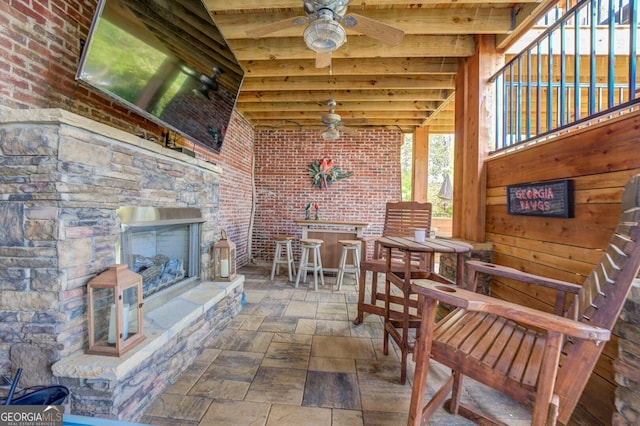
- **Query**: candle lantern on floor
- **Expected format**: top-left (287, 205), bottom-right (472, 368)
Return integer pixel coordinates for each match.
top-left (86, 264), bottom-right (145, 356)
top-left (213, 230), bottom-right (236, 281)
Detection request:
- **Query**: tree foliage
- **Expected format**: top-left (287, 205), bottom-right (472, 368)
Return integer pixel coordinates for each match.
top-left (400, 133), bottom-right (454, 217)
top-left (81, 19), bottom-right (186, 115)
top-left (401, 134), bottom-right (413, 201)
top-left (428, 134), bottom-right (454, 217)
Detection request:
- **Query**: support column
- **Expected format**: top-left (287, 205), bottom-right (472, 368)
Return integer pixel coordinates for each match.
top-left (452, 35), bottom-right (503, 242)
top-left (412, 126), bottom-right (429, 202)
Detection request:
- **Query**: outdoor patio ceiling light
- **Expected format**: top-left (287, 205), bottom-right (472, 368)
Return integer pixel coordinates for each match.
top-left (303, 11), bottom-right (346, 54)
top-left (321, 127), bottom-right (340, 141)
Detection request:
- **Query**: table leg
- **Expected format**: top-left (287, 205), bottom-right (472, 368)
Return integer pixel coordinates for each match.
top-left (400, 250), bottom-right (411, 384)
top-left (383, 249), bottom-right (413, 385)
top-left (382, 246), bottom-right (392, 356)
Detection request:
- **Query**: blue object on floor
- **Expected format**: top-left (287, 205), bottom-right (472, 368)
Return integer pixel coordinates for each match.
top-left (63, 414), bottom-right (149, 425)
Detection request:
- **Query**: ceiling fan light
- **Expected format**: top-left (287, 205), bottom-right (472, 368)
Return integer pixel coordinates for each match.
top-left (303, 19), bottom-right (346, 54)
top-left (322, 127), bottom-right (340, 141)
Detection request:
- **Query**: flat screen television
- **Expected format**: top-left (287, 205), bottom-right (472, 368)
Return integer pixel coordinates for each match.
top-left (77, 0), bottom-right (244, 152)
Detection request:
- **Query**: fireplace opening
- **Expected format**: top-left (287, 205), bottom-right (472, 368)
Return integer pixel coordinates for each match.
top-left (116, 207), bottom-right (205, 310)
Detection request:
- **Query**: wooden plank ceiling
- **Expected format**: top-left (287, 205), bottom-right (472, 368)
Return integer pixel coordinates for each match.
top-left (205, 0), bottom-right (557, 134)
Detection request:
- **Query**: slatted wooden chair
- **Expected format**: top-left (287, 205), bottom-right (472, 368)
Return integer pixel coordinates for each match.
top-left (408, 173), bottom-right (640, 426)
top-left (355, 201), bottom-right (433, 324)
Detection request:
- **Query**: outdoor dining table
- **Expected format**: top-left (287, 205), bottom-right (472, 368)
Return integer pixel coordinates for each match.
top-left (376, 236), bottom-right (473, 384)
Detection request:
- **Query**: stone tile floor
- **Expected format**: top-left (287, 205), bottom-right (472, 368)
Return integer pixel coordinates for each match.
top-left (140, 265), bottom-right (533, 425)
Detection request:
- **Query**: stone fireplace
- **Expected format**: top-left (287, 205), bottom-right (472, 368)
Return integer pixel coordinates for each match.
top-left (0, 109), bottom-right (243, 421)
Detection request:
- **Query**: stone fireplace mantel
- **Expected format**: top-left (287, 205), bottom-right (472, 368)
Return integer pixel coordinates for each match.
top-left (0, 108), bottom-right (242, 421)
top-left (0, 108), bottom-right (222, 175)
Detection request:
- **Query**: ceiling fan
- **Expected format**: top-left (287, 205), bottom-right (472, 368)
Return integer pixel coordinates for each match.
top-left (246, 0), bottom-right (405, 68)
top-left (319, 99), bottom-right (364, 140)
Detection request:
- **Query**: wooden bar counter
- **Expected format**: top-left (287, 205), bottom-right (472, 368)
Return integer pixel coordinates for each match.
top-left (295, 220), bottom-right (369, 273)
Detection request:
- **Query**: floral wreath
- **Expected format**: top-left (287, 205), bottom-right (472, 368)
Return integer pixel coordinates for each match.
top-left (308, 158), bottom-right (353, 189)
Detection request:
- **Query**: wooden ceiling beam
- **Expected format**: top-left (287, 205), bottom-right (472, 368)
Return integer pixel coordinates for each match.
top-left (237, 89), bottom-right (453, 103)
top-left (252, 127), bottom-right (420, 134)
top-left (214, 9), bottom-right (514, 39)
top-left (228, 35), bottom-right (476, 61)
top-left (496, 0), bottom-right (559, 50)
top-left (418, 125), bottom-right (455, 134)
top-left (421, 91), bottom-right (456, 126)
top-left (250, 118), bottom-right (424, 128)
top-left (206, 0), bottom-right (540, 11)
top-left (207, 0), bottom-right (553, 134)
top-left (239, 101), bottom-right (439, 112)
top-left (411, 108), bottom-right (456, 120)
top-left (244, 110), bottom-right (431, 120)
top-left (422, 113), bottom-right (455, 123)
top-left (240, 75), bottom-right (456, 91)
top-left (240, 57), bottom-right (458, 77)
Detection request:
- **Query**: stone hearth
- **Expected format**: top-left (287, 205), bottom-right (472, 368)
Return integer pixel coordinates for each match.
top-left (0, 109), bottom-right (242, 421)
top-left (53, 276), bottom-right (243, 419)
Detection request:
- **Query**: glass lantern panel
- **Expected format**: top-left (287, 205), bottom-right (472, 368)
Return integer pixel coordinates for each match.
top-left (92, 287), bottom-right (115, 346)
top-left (230, 248), bottom-right (237, 275)
top-left (123, 286), bottom-right (140, 340)
top-left (219, 247), bottom-right (230, 278)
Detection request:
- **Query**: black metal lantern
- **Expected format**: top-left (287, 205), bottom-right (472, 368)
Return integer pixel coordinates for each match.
top-left (86, 264), bottom-right (145, 356)
top-left (213, 230), bottom-right (236, 282)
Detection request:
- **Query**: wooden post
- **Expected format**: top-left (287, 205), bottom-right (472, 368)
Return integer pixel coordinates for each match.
top-left (452, 35), bottom-right (503, 242)
top-left (452, 59), bottom-right (468, 239)
top-left (412, 126), bottom-right (429, 202)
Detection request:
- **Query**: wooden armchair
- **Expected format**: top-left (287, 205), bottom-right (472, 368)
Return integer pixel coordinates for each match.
top-left (408, 174), bottom-right (640, 425)
top-left (355, 201), bottom-right (432, 324)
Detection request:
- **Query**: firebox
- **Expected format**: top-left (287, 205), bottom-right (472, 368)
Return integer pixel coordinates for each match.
top-left (116, 207), bottom-right (205, 308)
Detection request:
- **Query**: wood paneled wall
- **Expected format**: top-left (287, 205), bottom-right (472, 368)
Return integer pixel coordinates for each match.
top-left (483, 108), bottom-right (640, 424)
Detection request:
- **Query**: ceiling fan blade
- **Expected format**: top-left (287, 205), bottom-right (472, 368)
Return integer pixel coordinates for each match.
top-left (316, 52), bottom-right (332, 69)
top-left (246, 16), bottom-right (307, 38)
top-left (303, 0), bottom-right (316, 15)
top-left (339, 126), bottom-right (357, 136)
top-left (342, 13), bottom-right (405, 45)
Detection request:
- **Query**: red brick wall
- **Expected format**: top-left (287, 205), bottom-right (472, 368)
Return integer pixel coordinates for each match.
top-left (252, 129), bottom-right (403, 263)
top-left (0, 0), bottom-right (254, 265)
top-left (0, 1), bottom-right (401, 268)
top-left (0, 0), bottom-right (159, 139)
top-left (216, 112), bottom-right (254, 265)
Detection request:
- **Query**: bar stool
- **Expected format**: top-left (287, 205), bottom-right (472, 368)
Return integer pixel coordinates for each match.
top-left (336, 240), bottom-right (361, 291)
top-left (295, 238), bottom-right (325, 291)
top-left (270, 235), bottom-right (296, 281)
